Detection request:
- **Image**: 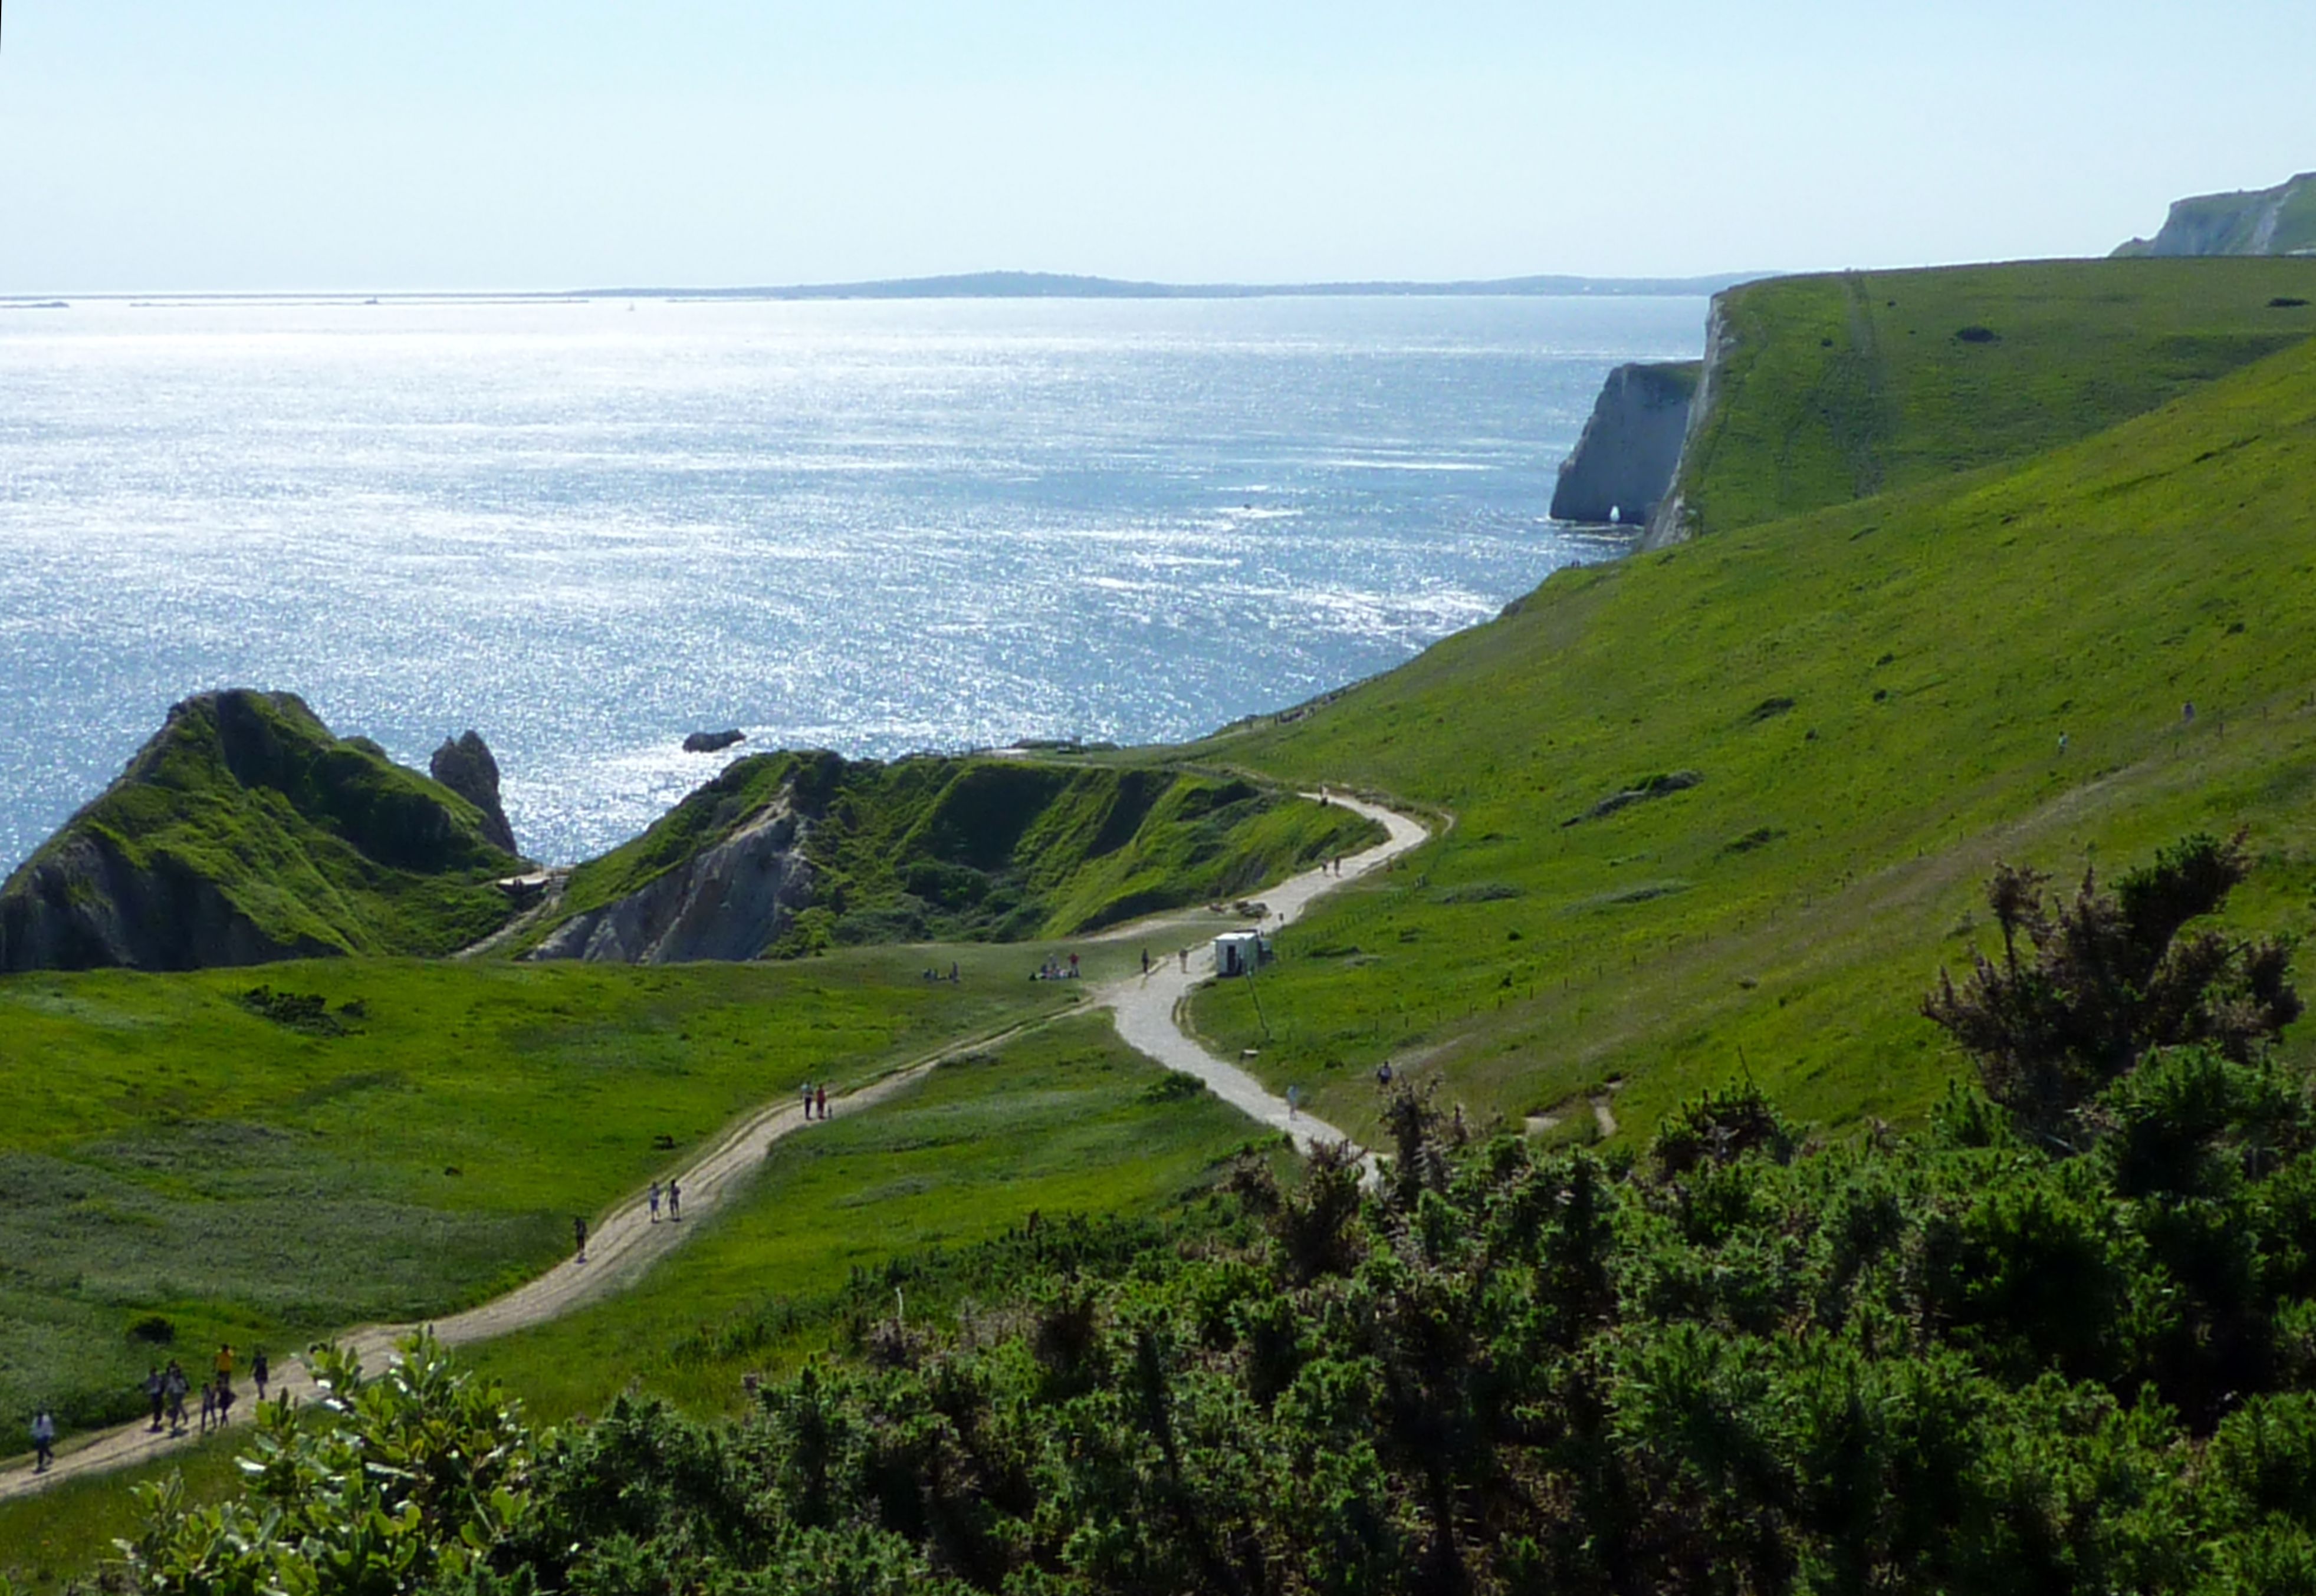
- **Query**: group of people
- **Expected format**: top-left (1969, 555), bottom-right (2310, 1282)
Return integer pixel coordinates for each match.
top-left (140, 1344), bottom-right (268, 1441)
top-left (919, 962), bottom-right (961, 983)
top-left (1031, 952), bottom-right (1080, 980)
top-left (648, 1176), bottom-right (682, 1222)
top-left (801, 1081), bottom-right (830, 1120)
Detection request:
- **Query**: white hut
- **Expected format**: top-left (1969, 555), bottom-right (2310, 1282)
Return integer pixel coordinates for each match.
top-left (1213, 930), bottom-right (1270, 977)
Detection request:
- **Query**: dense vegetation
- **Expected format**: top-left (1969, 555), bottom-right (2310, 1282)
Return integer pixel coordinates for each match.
top-left (0, 947), bottom-right (1084, 1441)
top-left (0, 690), bottom-right (525, 972)
top-left (1184, 266), bottom-right (2316, 1144)
top-left (104, 840), bottom-right (2316, 1593)
top-left (533, 751), bottom-right (1378, 953)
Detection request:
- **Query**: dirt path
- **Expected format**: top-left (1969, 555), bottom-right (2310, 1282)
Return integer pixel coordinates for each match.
top-left (0, 1015), bottom-right (1043, 1503)
top-left (1100, 794), bottom-right (1430, 1163)
top-left (1, 792), bottom-right (1432, 1503)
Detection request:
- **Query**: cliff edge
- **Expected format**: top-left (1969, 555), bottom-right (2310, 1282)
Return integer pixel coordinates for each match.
top-left (1549, 360), bottom-right (1700, 526)
top-left (0, 690), bottom-right (525, 972)
top-left (2114, 172), bottom-right (2316, 258)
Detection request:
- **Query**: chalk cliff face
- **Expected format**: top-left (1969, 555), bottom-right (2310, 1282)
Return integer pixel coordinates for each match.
top-left (1641, 298), bottom-right (1736, 550)
top-left (2114, 173), bottom-right (2316, 258)
top-left (0, 690), bottom-right (523, 973)
top-left (525, 798), bottom-right (815, 963)
top-left (1549, 361), bottom-right (1700, 525)
top-left (429, 730), bottom-right (520, 857)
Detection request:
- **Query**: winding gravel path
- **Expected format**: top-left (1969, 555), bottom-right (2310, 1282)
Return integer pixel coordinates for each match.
top-left (1102, 793), bottom-right (1429, 1159)
top-left (0, 791), bottom-right (1428, 1502)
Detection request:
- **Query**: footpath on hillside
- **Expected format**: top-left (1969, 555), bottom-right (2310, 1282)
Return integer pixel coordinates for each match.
top-left (1102, 793), bottom-right (1428, 1160)
top-left (0, 791), bottom-right (1429, 1503)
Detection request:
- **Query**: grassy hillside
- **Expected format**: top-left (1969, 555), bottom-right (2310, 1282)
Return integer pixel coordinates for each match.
top-left (464, 1012), bottom-right (1267, 1420)
top-left (1182, 325), bottom-right (2316, 1144)
top-left (1666, 257), bottom-right (2316, 538)
top-left (0, 690), bottom-right (525, 970)
top-left (532, 751), bottom-right (1379, 954)
top-left (0, 1011), bottom-right (1260, 1590)
top-left (0, 948), bottom-right (1082, 1435)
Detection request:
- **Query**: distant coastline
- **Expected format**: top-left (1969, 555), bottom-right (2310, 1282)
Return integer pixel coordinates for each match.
top-left (584, 269), bottom-right (1768, 301)
top-left (1, 269), bottom-right (1765, 308)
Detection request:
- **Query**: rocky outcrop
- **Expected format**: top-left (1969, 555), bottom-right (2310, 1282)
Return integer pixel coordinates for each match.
top-left (2114, 172), bottom-right (2316, 258)
top-left (429, 730), bottom-right (519, 856)
top-left (683, 729), bottom-right (747, 755)
top-left (0, 689), bottom-right (523, 973)
top-left (526, 799), bottom-right (814, 963)
top-left (1550, 361), bottom-right (1700, 525)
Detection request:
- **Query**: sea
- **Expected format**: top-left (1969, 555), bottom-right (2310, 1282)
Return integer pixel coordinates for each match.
top-left (0, 293), bottom-right (1705, 873)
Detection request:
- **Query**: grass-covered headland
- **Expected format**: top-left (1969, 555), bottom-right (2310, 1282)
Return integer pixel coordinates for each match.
top-left (101, 843), bottom-right (2316, 1591)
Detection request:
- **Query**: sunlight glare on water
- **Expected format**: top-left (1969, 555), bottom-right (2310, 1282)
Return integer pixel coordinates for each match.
top-left (0, 293), bottom-right (1703, 868)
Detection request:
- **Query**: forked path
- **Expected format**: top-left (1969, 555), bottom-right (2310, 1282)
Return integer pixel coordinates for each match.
top-left (1102, 793), bottom-right (1430, 1159)
top-left (0, 792), bottom-right (1430, 1502)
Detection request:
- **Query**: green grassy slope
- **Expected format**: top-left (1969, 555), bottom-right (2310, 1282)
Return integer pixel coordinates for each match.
top-left (1183, 328), bottom-right (2316, 1145)
top-left (0, 947), bottom-right (1077, 1435)
top-left (533, 750), bottom-right (1379, 953)
top-left (1668, 258), bottom-right (2316, 538)
top-left (464, 1012), bottom-right (1264, 1420)
top-left (0, 690), bottom-right (525, 969)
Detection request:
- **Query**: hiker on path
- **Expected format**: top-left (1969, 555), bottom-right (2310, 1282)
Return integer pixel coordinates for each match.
top-left (252, 1350), bottom-right (269, 1401)
top-left (1178, 947), bottom-right (1190, 972)
top-left (145, 1366), bottom-right (165, 1432)
top-left (164, 1361), bottom-right (189, 1436)
top-left (198, 1377), bottom-right (218, 1436)
top-left (1141, 948), bottom-right (1150, 975)
top-left (574, 1215), bottom-right (588, 1262)
top-left (215, 1374), bottom-right (235, 1428)
top-left (1377, 1061), bottom-right (1394, 1087)
top-left (802, 1082), bottom-right (816, 1120)
top-left (649, 1180), bottom-right (663, 1222)
top-left (215, 1344), bottom-right (234, 1391)
top-left (31, 1408), bottom-right (54, 1472)
top-left (667, 1177), bottom-right (682, 1220)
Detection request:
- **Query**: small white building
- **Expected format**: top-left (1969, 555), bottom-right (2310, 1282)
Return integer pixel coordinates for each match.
top-left (1213, 930), bottom-right (1271, 977)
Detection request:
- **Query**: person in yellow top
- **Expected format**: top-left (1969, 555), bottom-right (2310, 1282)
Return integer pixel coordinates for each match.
top-left (214, 1344), bottom-right (234, 1389)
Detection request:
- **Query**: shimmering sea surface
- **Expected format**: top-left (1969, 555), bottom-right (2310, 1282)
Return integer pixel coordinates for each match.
top-left (0, 294), bottom-right (1703, 870)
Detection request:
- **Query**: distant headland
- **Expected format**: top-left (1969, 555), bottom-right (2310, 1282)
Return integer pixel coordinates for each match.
top-left (576, 268), bottom-right (1770, 301)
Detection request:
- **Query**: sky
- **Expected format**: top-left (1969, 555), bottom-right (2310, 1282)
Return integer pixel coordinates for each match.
top-left (2, 1), bottom-right (2312, 294)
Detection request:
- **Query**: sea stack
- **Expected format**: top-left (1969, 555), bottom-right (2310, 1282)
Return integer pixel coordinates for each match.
top-left (430, 730), bottom-right (520, 856)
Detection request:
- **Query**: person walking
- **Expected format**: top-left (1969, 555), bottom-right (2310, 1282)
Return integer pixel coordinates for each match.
top-left (31, 1408), bottom-right (55, 1473)
top-left (198, 1377), bottom-right (218, 1436)
top-left (815, 1083), bottom-right (827, 1120)
top-left (666, 1177), bottom-right (682, 1221)
top-left (251, 1350), bottom-right (270, 1401)
top-left (649, 1180), bottom-right (663, 1223)
top-left (164, 1361), bottom-right (190, 1436)
top-left (574, 1215), bottom-right (588, 1262)
top-left (215, 1374), bottom-right (235, 1428)
top-left (214, 1343), bottom-right (234, 1393)
top-left (802, 1082), bottom-right (816, 1120)
top-left (1178, 947), bottom-right (1190, 972)
top-left (1141, 947), bottom-right (1150, 975)
top-left (145, 1365), bottom-right (166, 1432)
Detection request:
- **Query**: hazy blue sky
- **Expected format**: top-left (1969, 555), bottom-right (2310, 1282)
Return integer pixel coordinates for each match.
top-left (4, 1), bottom-right (2310, 292)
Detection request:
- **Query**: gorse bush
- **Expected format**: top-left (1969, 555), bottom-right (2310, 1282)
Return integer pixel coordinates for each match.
top-left (116, 837), bottom-right (2316, 1594)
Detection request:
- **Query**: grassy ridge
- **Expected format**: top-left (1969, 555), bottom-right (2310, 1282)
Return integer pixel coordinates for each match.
top-left (0, 949), bottom-right (1079, 1434)
top-left (1184, 325), bottom-right (2316, 1144)
top-left (534, 751), bottom-right (1379, 953)
top-left (1670, 258), bottom-right (2316, 537)
top-left (1, 690), bottom-right (524, 968)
